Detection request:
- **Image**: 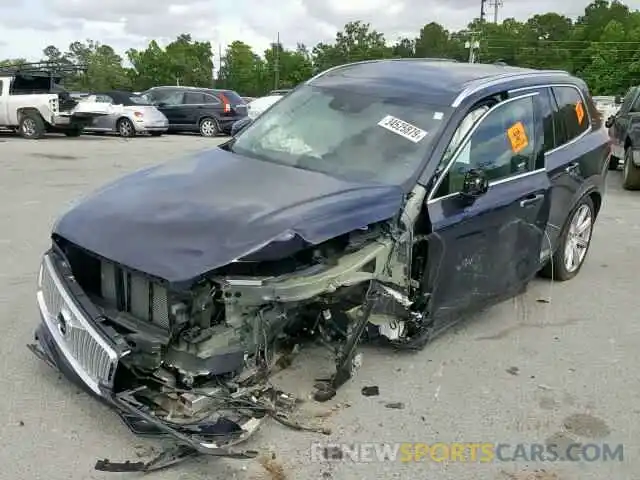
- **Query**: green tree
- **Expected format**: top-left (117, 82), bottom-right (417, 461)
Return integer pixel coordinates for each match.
top-left (217, 41), bottom-right (263, 95)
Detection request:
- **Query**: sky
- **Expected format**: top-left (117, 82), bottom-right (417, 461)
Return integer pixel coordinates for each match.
top-left (1, 0), bottom-right (639, 64)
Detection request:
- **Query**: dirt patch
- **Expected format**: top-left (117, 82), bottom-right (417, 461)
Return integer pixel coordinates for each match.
top-left (563, 413), bottom-right (610, 439)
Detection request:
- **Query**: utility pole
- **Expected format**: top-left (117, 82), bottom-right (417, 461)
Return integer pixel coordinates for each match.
top-left (488, 0), bottom-right (503, 23)
top-left (465, 33), bottom-right (480, 63)
top-left (274, 32), bottom-right (280, 90)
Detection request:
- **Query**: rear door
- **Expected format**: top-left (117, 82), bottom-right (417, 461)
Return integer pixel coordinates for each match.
top-left (543, 85), bottom-right (607, 255)
top-left (425, 92), bottom-right (551, 330)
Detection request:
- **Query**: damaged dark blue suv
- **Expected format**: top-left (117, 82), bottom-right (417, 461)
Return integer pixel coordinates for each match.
top-left (30, 59), bottom-right (609, 470)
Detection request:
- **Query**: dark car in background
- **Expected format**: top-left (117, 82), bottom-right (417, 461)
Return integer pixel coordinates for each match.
top-left (606, 85), bottom-right (640, 189)
top-left (141, 86), bottom-right (247, 136)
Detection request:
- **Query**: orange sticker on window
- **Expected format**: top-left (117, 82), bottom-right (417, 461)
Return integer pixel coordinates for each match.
top-left (575, 101), bottom-right (585, 124)
top-left (507, 121), bottom-right (529, 153)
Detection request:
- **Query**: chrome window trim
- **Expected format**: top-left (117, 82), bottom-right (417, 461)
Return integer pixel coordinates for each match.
top-left (427, 92), bottom-right (539, 203)
top-left (426, 168), bottom-right (547, 204)
top-left (508, 83), bottom-right (593, 156)
top-left (451, 71), bottom-right (570, 107)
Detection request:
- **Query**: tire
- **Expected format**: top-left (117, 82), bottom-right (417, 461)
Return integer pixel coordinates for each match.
top-left (64, 128), bottom-right (82, 137)
top-left (19, 113), bottom-right (46, 139)
top-left (199, 117), bottom-right (219, 137)
top-left (540, 196), bottom-right (595, 281)
top-left (149, 131), bottom-right (163, 137)
top-left (117, 118), bottom-right (136, 137)
top-left (608, 156), bottom-right (620, 170)
top-left (622, 146), bottom-right (640, 190)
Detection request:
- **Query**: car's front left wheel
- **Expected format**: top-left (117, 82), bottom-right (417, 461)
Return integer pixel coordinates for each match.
top-left (117, 118), bottom-right (136, 138)
top-left (540, 196), bottom-right (595, 281)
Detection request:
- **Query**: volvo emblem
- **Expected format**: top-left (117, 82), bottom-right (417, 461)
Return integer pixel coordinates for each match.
top-left (57, 307), bottom-right (70, 336)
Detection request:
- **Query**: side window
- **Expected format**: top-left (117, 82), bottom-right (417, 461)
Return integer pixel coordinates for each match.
top-left (620, 87), bottom-right (636, 113)
top-left (434, 95), bottom-right (537, 198)
top-left (95, 94), bottom-right (113, 103)
top-left (157, 91), bottom-right (184, 105)
top-left (203, 94), bottom-right (220, 104)
top-left (551, 86), bottom-right (589, 144)
top-left (184, 92), bottom-right (205, 104)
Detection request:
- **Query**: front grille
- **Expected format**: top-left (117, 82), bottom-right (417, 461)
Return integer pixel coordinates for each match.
top-left (100, 260), bottom-right (170, 330)
top-left (38, 254), bottom-right (118, 393)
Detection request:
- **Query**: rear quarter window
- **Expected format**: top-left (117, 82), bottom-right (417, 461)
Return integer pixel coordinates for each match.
top-left (551, 86), bottom-right (589, 144)
top-left (222, 90), bottom-right (244, 105)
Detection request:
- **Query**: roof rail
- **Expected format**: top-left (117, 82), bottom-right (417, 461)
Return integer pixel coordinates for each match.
top-left (451, 70), bottom-right (572, 107)
top-left (306, 57), bottom-right (460, 84)
top-left (0, 61), bottom-right (87, 77)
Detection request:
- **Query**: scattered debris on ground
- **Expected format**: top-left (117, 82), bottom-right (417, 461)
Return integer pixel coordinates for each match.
top-left (384, 402), bottom-right (405, 409)
top-left (506, 366), bottom-right (520, 376)
top-left (361, 386), bottom-right (380, 396)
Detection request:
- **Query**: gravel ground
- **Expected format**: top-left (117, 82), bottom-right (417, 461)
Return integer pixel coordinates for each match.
top-left (0, 132), bottom-right (637, 480)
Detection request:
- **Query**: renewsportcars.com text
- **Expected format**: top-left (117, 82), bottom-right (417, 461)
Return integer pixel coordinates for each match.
top-left (311, 442), bottom-right (624, 463)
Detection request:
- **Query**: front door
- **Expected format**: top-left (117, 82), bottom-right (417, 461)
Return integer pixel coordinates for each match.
top-left (424, 92), bottom-right (551, 331)
top-left (154, 91), bottom-right (187, 128)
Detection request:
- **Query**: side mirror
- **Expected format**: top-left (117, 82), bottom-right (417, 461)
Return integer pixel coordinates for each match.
top-left (460, 169), bottom-right (489, 199)
top-left (605, 116), bottom-right (615, 128)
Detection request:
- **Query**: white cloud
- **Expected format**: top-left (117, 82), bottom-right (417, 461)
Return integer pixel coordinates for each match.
top-left (0, 0), bottom-right (635, 61)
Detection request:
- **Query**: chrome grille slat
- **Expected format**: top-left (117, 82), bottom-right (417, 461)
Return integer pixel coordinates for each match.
top-left (38, 255), bottom-right (118, 392)
top-left (100, 259), bottom-right (170, 331)
top-left (130, 274), bottom-right (150, 319)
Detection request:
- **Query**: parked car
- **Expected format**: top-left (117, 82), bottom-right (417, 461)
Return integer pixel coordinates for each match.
top-left (593, 95), bottom-right (619, 122)
top-left (241, 96), bottom-right (256, 103)
top-left (30, 60), bottom-right (609, 467)
top-left (246, 94), bottom-right (284, 120)
top-left (141, 86), bottom-right (247, 136)
top-left (230, 116), bottom-right (252, 136)
top-left (82, 91), bottom-right (169, 137)
top-left (0, 63), bottom-right (109, 139)
top-left (605, 86), bottom-right (640, 189)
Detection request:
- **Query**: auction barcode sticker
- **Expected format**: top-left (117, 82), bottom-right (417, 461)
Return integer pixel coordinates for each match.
top-left (377, 115), bottom-right (427, 143)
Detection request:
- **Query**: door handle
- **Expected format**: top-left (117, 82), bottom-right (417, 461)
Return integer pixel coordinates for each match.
top-left (520, 193), bottom-right (544, 207)
top-left (565, 162), bottom-right (579, 173)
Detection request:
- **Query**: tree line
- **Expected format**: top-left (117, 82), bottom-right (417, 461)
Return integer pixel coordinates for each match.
top-left (1, 0), bottom-right (639, 96)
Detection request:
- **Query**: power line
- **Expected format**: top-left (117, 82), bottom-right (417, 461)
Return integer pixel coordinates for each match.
top-left (488, 0), bottom-right (503, 23)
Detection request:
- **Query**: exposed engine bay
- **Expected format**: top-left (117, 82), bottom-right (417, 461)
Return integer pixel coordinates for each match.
top-left (47, 184), bottom-right (433, 472)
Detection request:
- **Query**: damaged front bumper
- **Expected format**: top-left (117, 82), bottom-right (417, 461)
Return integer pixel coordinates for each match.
top-left (29, 252), bottom-right (266, 471)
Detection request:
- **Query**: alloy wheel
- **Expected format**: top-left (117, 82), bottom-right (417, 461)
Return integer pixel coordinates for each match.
top-left (200, 119), bottom-right (217, 137)
top-left (563, 204), bottom-right (593, 273)
top-left (119, 120), bottom-right (134, 137)
top-left (22, 118), bottom-right (36, 137)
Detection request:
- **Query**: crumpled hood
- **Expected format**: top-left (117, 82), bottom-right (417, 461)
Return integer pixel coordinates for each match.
top-left (53, 147), bottom-right (404, 287)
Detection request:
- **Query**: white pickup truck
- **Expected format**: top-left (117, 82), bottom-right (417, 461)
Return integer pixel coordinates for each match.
top-left (0, 66), bottom-right (109, 139)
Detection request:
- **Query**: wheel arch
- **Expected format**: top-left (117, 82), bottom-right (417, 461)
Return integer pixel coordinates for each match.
top-left (588, 190), bottom-right (602, 219)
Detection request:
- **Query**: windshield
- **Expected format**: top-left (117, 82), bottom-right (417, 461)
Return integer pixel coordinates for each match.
top-left (128, 95), bottom-right (152, 105)
top-left (230, 85), bottom-right (449, 184)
